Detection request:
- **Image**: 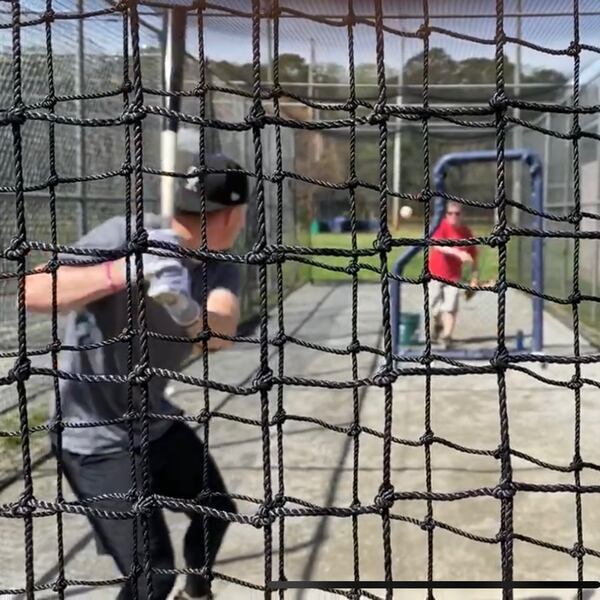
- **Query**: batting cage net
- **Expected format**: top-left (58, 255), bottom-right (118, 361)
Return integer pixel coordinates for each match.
top-left (0, 0), bottom-right (599, 599)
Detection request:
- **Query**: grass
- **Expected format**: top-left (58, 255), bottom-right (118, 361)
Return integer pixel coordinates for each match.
top-left (308, 225), bottom-right (499, 283)
top-left (0, 404), bottom-right (48, 452)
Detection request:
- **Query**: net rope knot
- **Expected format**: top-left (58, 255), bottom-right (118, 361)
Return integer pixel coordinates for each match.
top-left (269, 247), bottom-right (285, 264)
top-left (120, 161), bottom-right (133, 176)
top-left (270, 169), bottom-right (284, 184)
top-left (567, 41), bottom-right (581, 57)
top-left (4, 235), bottom-right (29, 261)
top-left (122, 103), bottom-right (145, 124)
top-left (345, 262), bottom-right (360, 276)
top-left (570, 542), bottom-right (586, 559)
top-left (41, 94), bottom-right (57, 110)
top-left (271, 409), bottom-right (286, 427)
top-left (420, 516), bottom-right (436, 532)
top-left (416, 24), bottom-right (430, 39)
top-left (113, 0), bottom-right (128, 13)
top-left (253, 499), bottom-right (278, 528)
top-left (567, 375), bottom-right (583, 390)
top-left (46, 255), bottom-right (60, 274)
top-left (246, 247), bottom-right (270, 265)
top-left (346, 423), bottom-right (361, 438)
top-left (347, 176), bottom-right (359, 189)
top-left (491, 347), bottom-right (510, 369)
top-left (420, 270), bottom-right (432, 284)
top-left (569, 454), bottom-right (584, 472)
top-left (51, 576), bottom-right (67, 593)
top-left (270, 84), bottom-right (283, 100)
top-left (43, 8), bottom-right (56, 23)
top-left (272, 332), bottom-right (287, 347)
top-left (566, 209), bottom-right (582, 224)
top-left (47, 339), bottom-right (62, 354)
top-left (123, 409), bottom-right (141, 424)
top-left (265, 3), bottom-right (281, 19)
top-left (245, 106), bottom-right (266, 128)
top-left (191, 328), bottom-right (211, 345)
top-left (195, 409), bottom-right (211, 424)
top-left (346, 340), bottom-right (361, 354)
top-left (419, 430), bottom-right (435, 446)
top-left (253, 367), bottom-right (274, 392)
top-left (374, 484), bottom-right (395, 511)
top-left (128, 363), bottom-right (151, 385)
top-left (489, 91), bottom-right (508, 112)
top-left (15, 493), bottom-right (36, 517)
top-left (418, 188), bottom-right (434, 204)
top-left (343, 7), bottom-right (356, 27)
top-left (417, 353), bottom-right (434, 366)
top-left (46, 173), bottom-right (60, 188)
top-left (492, 445), bottom-right (504, 460)
top-left (9, 357), bottom-right (31, 383)
top-left (494, 530), bottom-right (509, 544)
top-left (493, 481), bottom-right (516, 500)
top-left (127, 229), bottom-right (149, 255)
top-left (373, 230), bottom-right (393, 253)
top-left (133, 494), bottom-right (156, 517)
top-left (367, 109), bottom-right (387, 125)
top-left (488, 228), bottom-right (509, 247)
top-left (372, 365), bottom-right (396, 387)
top-left (3, 104), bottom-right (26, 126)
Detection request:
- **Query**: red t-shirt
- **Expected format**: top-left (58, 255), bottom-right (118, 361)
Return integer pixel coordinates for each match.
top-left (428, 218), bottom-right (477, 282)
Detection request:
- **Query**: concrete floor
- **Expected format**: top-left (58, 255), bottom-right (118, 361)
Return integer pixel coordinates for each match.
top-left (0, 282), bottom-right (599, 599)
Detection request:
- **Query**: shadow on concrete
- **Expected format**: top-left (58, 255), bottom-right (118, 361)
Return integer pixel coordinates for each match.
top-left (295, 332), bottom-right (384, 600)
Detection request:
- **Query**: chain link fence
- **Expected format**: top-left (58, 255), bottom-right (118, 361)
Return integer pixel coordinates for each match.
top-left (517, 77), bottom-right (600, 344)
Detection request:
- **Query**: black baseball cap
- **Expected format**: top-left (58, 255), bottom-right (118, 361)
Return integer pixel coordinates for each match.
top-left (176, 153), bottom-right (249, 215)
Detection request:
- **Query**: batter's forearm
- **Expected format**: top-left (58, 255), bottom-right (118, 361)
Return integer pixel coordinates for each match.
top-left (25, 260), bottom-right (127, 313)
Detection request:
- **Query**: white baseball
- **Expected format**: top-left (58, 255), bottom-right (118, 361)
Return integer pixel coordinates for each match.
top-left (399, 205), bottom-right (413, 219)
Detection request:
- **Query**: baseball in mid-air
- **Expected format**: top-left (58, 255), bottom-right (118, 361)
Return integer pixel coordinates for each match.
top-left (399, 205), bottom-right (413, 219)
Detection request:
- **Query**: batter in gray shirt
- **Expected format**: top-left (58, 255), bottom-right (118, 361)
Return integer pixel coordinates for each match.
top-left (55, 214), bottom-right (240, 456)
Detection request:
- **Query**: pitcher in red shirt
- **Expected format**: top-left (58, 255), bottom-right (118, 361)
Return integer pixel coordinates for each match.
top-left (428, 201), bottom-right (479, 348)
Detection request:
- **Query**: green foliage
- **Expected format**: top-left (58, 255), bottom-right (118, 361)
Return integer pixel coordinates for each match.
top-left (309, 231), bottom-right (498, 283)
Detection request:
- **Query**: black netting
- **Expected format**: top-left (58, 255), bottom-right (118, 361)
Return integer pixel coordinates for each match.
top-left (0, 1), bottom-right (599, 599)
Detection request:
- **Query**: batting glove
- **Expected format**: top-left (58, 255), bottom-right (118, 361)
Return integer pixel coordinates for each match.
top-left (146, 261), bottom-right (201, 327)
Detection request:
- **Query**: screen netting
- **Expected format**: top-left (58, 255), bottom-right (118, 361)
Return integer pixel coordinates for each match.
top-left (0, 0), bottom-right (599, 599)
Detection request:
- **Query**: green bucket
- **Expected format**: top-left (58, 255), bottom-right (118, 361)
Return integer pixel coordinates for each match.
top-left (399, 312), bottom-right (421, 346)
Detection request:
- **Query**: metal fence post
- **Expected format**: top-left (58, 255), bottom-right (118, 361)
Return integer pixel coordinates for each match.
top-left (76, 0), bottom-right (87, 236)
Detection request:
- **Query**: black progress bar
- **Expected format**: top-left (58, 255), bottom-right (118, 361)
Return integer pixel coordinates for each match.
top-left (268, 581), bottom-right (600, 590)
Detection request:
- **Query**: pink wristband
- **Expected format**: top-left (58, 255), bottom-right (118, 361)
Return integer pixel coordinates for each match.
top-left (104, 261), bottom-right (121, 294)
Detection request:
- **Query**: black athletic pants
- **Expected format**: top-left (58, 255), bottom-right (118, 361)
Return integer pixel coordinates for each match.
top-left (58, 422), bottom-right (236, 599)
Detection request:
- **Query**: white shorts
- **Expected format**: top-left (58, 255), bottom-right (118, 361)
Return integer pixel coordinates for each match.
top-left (429, 280), bottom-right (460, 316)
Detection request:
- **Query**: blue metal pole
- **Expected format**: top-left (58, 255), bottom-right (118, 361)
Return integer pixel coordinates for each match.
top-left (527, 153), bottom-right (544, 352)
top-left (391, 149), bottom-right (545, 359)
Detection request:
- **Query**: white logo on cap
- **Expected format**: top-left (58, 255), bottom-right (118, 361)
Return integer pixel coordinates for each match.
top-left (231, 192), bottom-right (240, 201)
top-left (185, 167), bottom-right (199, 193)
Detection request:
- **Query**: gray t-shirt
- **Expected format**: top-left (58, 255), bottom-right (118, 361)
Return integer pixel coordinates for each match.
top-left (55, 214), bottom-right (240, 455)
